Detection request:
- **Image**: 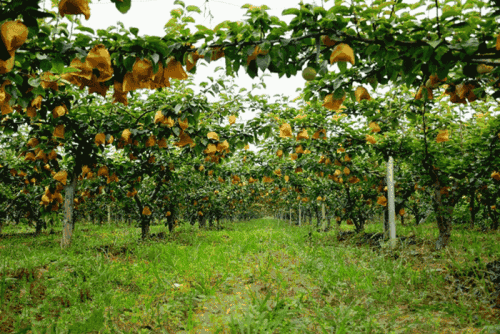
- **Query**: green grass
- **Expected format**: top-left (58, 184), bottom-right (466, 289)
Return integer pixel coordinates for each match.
top-left (1, 218), bottom-right (499, 333)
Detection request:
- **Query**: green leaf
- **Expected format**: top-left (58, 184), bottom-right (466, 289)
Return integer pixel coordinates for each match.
top-left (428, 40), bottom-right (442, 49)
top-left (51, 60), bottom-right (65, 74)
top-left (195, 25), bottom-right (210, 31)
top-left (421, 46), bottom-right (433, 62)
top-left (174, 0), bottom-right (185, 7)
top-left (115, 0), bottom-right (132, 14)
top-left (18, 98), bottom-right (29, 109)
top-left (165, 18), bottom-right (178, 28)
top-left (151, 53), bottom-right (160, 65)
top-left (31, 86), bottom-right (45, 97)
top-left (62, 67), bottom-right (80, 74)
top-left (213, 20), bottom-right (229, 32)
top-left (365, 44), bottom-right (379, 55)
top-left (318, 60), bottom-right (329, 76)
top-left (74, 34), bottom-right (93, 47)
top-left (186, 5), bottom-right (201, 13)
top-left (282, 8), bottom-right (300, 16)
top-left (123, 56), bottom-right (136, 72)
top-left (440, 9), bottom-right (460, 20)
top-left (152, 61), bottom-right (159, 75)
top-left (171, 8), bottom-right (183, 18)
top-left (405, 71), bottom-right (417, 87)
top-left (36, 53), bottom-right (49, 60)
top-left (314, 7), bottom-right (326, 16)
top-left (460, 38), bottom-right (480, 55)
top-left (448, 21), bottom-right (469, 29)
top-left (130, 27), bottom-right (139, 36)
top-left (182, 17), bottom-right (195, 23)
top-left (259, 41), bottom-right (272, 51)
top-left (247, 60), bottom-right (258, 79)
top-left (435, 45), bottom-right (449, 61)
top-left (437, 66), bottom-right (449, 81)
top-left (337, 61), bottom-right (347, 73)
top-left (257, 54), bottom-right (271, 72)
top-left (13, 74), bottom-right (23, 86)
top-left (75, 26), bottom-right (94, 34)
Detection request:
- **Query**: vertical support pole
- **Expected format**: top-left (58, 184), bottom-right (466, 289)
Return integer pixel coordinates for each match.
top-left (289, 208), bottom-right (292, 225)
top-left (322, 202), bottom-right (326, 231)
top-left (108, 205), bottom-right (111, 225)
top-left (61, 175), bottom-right (77, 249)
top-left (387, 156), bottom-right (397, 247)
top-left (298, 204), bottom-right (301, 227)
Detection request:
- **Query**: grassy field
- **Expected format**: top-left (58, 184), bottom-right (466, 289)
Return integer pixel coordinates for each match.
top-left (0, 218), bottom-right (499, 333)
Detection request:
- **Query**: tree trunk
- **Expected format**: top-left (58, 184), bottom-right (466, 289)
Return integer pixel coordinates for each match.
top-left (470, 187), bottom-right (476, 229)
top-left (72, 208), bottom-right (77, 233)
top-left (298, 205), bottom-right (301, 226)
top-left (489, 207), bottom-right (498, 230)
top-left (414, 209), bottom-right (421, 226)
top-left (61, 175), bottom-right (78, 248)
top-left (132, 194), bottom-right (151, 239)
top-left (166, 213), bottom-right (174, 232)
top-left (433, 187), bottom-right (454, 250)
top-left (141, 216), bottom-right (151, 239)
top-left (435, 211), bottom-right (452, 249)
top-left (353, 216), bottom-right (365, 233)
top-left (35, 216), bottom-right (44, 236)
top-left (198, 215), bottom-right (206, 228)
top-left (315, 206), bottom-right (321, 229)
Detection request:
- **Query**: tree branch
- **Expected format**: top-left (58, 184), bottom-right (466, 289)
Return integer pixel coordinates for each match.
top-left (148, 173), bottom-right (165, 205)
top-left (435, 0), bottom-right (441, 39)
top-left (133, 193), bottom-right (143, 215)
top-left (133, 110), bottom-right (153, 127)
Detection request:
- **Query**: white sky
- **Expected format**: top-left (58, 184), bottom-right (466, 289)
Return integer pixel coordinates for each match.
top-left (41, 0), bottom-right (314, 123)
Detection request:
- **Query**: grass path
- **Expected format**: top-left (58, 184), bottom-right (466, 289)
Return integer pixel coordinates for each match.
top-left (0, 218), bottom-right (499, 333)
